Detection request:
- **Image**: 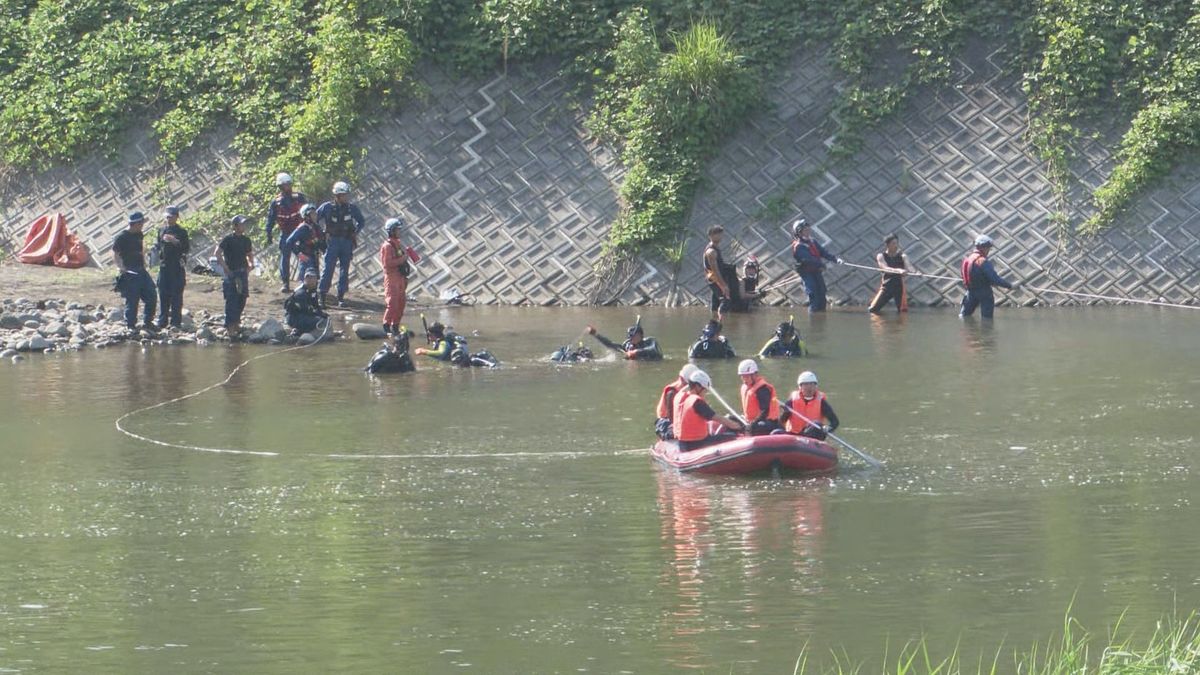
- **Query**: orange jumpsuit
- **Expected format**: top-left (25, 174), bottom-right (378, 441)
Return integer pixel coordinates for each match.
top-left (380, 238), bottom-right (409, 325)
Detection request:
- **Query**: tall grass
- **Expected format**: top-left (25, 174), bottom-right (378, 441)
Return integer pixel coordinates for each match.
top-left (791, 612), bottom-right (1200, 674)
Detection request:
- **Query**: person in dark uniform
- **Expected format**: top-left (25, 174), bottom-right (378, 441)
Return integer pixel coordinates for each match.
top-left (284, 204), bottom-right (325, 282)
top-left (586, 322), bottom-right (663, 360)
top-left (155, 205), bottom-right (190, 329)
top-left (960, 234), bottom-right (1017, 319)
top-left (265, 172), bottom-right (308, 293)
top-left (790, 217), bottom-right (843, 313)
top-left (550, 343), bottom-right (594, 363)
top-left (317, 180), bottom-right (365, 308)
top-left (688, 320), bottom-right (736, 359)
top-left (758, 318), bottom-right (807, 358)
top-left (868, 233), bottom-right (912, 314)
top-left (216, 215), bottom-right (255, 335)
top-left (365, 329), bottom-right (417, 374)
top-left (111, 211), bottom-right (157, 331)
top-left (284, 269), bottom-right (328, 334)
top-left (703, 225), bottom-right (735, 323)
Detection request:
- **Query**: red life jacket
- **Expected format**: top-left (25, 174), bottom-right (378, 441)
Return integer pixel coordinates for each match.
top-left (273, 193), bottom-right (307, 237)
top-left (673, 391), bottom-right (710, 442)
top-left (961, 250), bottom-right (987, 289)
top-left (657, 377), bottom-right (686, 419)
top-left (784, 390), bottom-right (825, 434)
top-left (740, 378), bottom-right (780, 422)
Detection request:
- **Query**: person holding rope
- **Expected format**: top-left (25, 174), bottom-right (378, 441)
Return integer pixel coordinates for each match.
top-left (265, 172), bottom-right (308, 294)
top-left (868, 233), bottom-right (912, 314)
top-left (780, 370), bottom-right (839, 440)
top-left (738, 359), bottom-right (781, 435)
top-left (961, 234), bottom-right (1017, 319)
top-left (790, 217), bottom-right (843, 313)
top-left (672, 369), bottom-right (746, 451)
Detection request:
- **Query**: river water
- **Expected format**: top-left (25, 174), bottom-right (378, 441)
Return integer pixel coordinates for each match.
top-left (0, 306), bottom-right (1196, 672)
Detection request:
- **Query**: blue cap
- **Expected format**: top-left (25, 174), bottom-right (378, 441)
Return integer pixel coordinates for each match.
top-left (128, 211), bottom-right (145, 224)
top-left (163, 205), bottom-right (180, 217)
top-left (231, 215), bottom-right (250, 227)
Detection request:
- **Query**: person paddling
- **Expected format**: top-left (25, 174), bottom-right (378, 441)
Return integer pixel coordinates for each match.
top-left (780, 370), bottom-right (839, 440)
top-left (960, 234), bottom-right (1017, 319)
top-left (688, 320), bottom-right (736, 359)
top-left (790, 217), bottom-right (843, 313)
top-left (672, 369), bottom-right (746, 451)
top-left (586, 321), bottom-right (663, 361)
top-left (738, 359), bottom-right (781, 435)
top-left (868, 233), bottom-right (911, 314)
top-left (655, 364), bottom-right (700, 439)
top-left (758, 318), bottom-right (807, 358)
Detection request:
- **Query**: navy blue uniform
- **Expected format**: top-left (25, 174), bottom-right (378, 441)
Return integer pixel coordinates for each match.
top-left (218, 233), bottom-right (253, 328)
top-left (316, 201), bottom-right (364, 300)
top-left (792, 236), bottom-right (839, 312)
top-left (112, 230), bottom-right (157, 329)
top-left (960, 251), bottom-right (1013, 319)
top-left (155, 224), bottom-right (190, 328)
top-left (284, 286), bottom-right (327, 333)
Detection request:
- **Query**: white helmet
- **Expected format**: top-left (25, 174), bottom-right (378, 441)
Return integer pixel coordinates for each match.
top-left (797, 370), bottom-right (818, 385)
top-left (332, 181), bottom-right (351, 195)
top-left (678, 363), bottom-right (700, 381)
top-left (974, 234), bottom-right (993, 247)
top-left (275, 172), bottom-right (293, 186)
top-left (737, 359), bottom-right (759, 375)
top-left (688, 370), bottom-right (712, 389)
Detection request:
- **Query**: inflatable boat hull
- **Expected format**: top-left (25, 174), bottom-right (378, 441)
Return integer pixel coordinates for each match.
top-left (652, 433), bottom-right (838, 475)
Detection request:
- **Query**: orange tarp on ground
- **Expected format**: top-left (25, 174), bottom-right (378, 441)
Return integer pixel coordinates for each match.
top-left (16, 213), bottom-right (90, 268)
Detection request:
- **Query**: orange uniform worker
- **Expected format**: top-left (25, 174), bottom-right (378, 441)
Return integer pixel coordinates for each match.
top-left (737, 359), bottom-right (781, 435)
top-left (655, 364), bottom-right (700, 439)
top-left (672, 369), bottom-right (746, 451)
top-left (780, 370), bottom-right (840, 440)
top-left (379, 218), bottom-right (414, 335)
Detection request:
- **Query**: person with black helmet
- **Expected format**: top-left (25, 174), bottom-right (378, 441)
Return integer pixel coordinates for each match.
top-left (216, 215), bottom-right (255, 335)
top-left (789, 217), bottom-right (843, 313)
top-left (757, 317), bottom-right (807, 358)
top-left (284, 203), bottom-right (325, 282)
top-left (284, 268), bottom-right (328, 334)
top-left (585, 321), bottom-right (663, 360)
top-left (364, 329), bottom-right (417, 374)
top-left (415, 322), bottom-right (498, 367)
top-left (960, 234), bottom-right (1017, 319)
top-left (380, 217), bottom-right (415, 334)
top-left (265, 172), bottom-right (308, 293)
top-left (687, 320), bottom-right (736, 359)
top-left (155, 205), bottom-right (190, 329)
top-left (317, 180), bottom-right (365, 308)
top-left (111, 211), bottom-right (158, 331)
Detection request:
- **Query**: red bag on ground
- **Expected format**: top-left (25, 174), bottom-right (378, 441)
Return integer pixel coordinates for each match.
top-left (17, 213), bottom-right (90, 268)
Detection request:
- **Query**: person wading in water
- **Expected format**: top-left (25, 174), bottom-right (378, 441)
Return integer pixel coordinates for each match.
top-left (868, 233), bottom-right (912, 314)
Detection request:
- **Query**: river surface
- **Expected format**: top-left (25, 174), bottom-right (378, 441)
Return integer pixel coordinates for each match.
top-left (0, 306), bottom-right (1196, 672)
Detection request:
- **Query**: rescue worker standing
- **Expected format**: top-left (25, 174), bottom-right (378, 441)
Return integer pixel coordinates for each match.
top-left (703, 225), bottom-right (733, 323)
top-left (284, 204), bottom-right (325, 282)
top-left (868, 233), bottom-right (911, 314)
top-left (265, 173), bottom-right (308, 293)
top-left (155, 205), bottom-right (189, 329)
top-left (216, 215), bottom-right (255, 335)
top-left (380, 217), bottom-right (413, 334)
top-left (738, 359), bottom-right (781, 435)
top-left (111, 211), bottom-right (157, 331)
top-left (790, 217), bottom-right (843, 313)
top-left (672, 370), bottom-right (746, 451)
top-left (655, 364), bottom-right (700, 439)
top-left (317, 181), bottom-right (365, 308)
top-left (284, 269), bottom-right (328, 334)
top-left (781, 370), bottom-right (840, 440)
top-left (960, 234), bottom-right (1017, 319)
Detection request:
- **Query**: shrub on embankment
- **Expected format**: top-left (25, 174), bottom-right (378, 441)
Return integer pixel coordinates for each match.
top-left (3, 1), bottom-right (1200, 251)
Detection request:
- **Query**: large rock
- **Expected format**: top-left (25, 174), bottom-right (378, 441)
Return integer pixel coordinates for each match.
top-left (18, 336), bottom-right (49, 352)
top-left (0, 315), bottom-right (20, 330)
top-left (44, 322), bottom-right (69, 337)
top-left (252, 318), bottom-right (286, 342)
top-left (107, 308), bottom-right (124, 323)
top-left (352, 323), bottom-right (386, 340)
top-left (296, 332), bottom-right (318, 346)
top-left (22, 320), bottom-right (40, 330)
top-left (196, 326), bottom-right (216, 341)
top-left (0, 349), bottom-right (16, 359)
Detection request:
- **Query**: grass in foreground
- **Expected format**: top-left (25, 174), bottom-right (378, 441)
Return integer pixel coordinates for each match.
top-left (793, 612), bottom-right (1200, 674)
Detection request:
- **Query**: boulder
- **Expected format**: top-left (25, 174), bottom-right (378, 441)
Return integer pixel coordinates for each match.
top-left (0, 349), bottom-right (15, 359)
top-left (44, 322), bottom-right (69, 337)
top-left (196, 326), bottom-right (216, 341)
top-left (107, 308), bottom-right (125, 323)
top-left (297, 332), bottom-right (318, 346)
top-left (0, 315), bottom-right (20, 330)
top-left (252, 318), bottom-right (286, 342)
top-left (352, 323), bottom-right (386, 340)
top-left (23, 320), bottom-right (40, 330)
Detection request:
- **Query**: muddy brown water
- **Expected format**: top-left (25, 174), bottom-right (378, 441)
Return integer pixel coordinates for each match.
top-left (0, 306), bottom-right (1196, 672)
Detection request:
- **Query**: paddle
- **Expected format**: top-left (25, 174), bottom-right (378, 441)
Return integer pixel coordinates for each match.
top-left (705, 384), bottom-right (750, 431)
top-left (420, 313), bottom-right (432, 345)
top-left (776, 397), bottom-right (883, 467)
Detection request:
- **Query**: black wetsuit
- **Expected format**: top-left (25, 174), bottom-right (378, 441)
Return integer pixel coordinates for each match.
top-left (869, 250), bottom-right (906, 313)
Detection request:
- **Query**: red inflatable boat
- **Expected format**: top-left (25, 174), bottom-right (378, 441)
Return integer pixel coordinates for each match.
top-left (651, 433), bottom-right (838, 475)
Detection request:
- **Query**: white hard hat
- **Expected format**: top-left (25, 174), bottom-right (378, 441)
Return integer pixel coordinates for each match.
top-left (275, 172), bottom-right (293, 186)
top-left (737, 359), bottom-right (759, 375)
top-left (332, 181), bottom-right (351, 195)
top-left (797, 370), bottom-right (818, 385)
top-left (678, 363), bottom-right (700, 380)
top-left (688, 370), bottom-right (712, 389)
top-left (974, 234), bottom-right (994, 247)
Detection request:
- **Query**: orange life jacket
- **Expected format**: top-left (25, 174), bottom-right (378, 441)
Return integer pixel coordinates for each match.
top-left (961, 250), bottom-right (987, 289)
top-left (672, 390), bottom-right (710, 442)
top-left (657, 377), bottom-right (687, 419)
top-left (785, 390), bottom-right (825, 434)
top-left (741, 378), bottom-right (780, 422)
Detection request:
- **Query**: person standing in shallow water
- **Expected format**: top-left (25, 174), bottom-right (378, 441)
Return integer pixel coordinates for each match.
top-left (111, 211), bottom-right (157, 331)
top-left (155, 205), bottom-right (189, 329)
top-left (790, 217), bottom-right (844, 313)
top-left (216, 215), bottom-right (255, 336)
top-left (379, 217), bottom-right (414, 335)
top-left (703, 225), bottom-right (733, 323)
top-left (868, 233), bottom-right (911, 314)
top-left (960, 234), bottom-right (1017, 319)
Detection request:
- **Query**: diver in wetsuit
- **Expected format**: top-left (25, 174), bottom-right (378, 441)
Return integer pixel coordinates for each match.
top-left (364, 329), bottom-right (417, 374)
top-left (687, 320), bottom-right (736, 359)
top-left (586, 322), bottom-right (663, 361)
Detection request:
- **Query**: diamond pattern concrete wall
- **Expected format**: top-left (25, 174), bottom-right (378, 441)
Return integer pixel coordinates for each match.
top-left (2, 50), bottom-right (1197, 307)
